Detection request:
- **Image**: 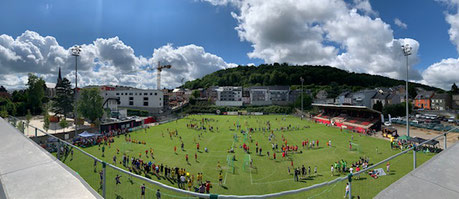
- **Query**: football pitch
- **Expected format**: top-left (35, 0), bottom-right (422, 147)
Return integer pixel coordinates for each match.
top-left (59, 115), bottom-right (435, 198)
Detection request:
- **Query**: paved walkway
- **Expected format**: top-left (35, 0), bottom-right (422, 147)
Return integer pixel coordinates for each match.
top-left (0, 117), bottom-right (101, 199)
top-left (375, 142), bottom-right (459, 199)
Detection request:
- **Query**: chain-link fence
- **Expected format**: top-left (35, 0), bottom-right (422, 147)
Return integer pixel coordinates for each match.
top-left (5, 116), bottom-right (457, 199)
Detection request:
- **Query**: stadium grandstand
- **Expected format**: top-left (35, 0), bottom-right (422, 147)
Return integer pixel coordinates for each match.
top-left (312, 104), bottom-right (382, 134)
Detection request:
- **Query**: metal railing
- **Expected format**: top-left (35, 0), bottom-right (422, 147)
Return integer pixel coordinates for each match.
top-left (5, 116), bottom-right (457, 199)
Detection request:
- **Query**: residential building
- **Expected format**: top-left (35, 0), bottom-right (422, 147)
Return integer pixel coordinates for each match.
top-left (335, 91), bottom-right (352, 105)
top-left (197, 88), bottom-right (208, 99)
top-left (371, 89), bottom-right (391, 107)
top-left (399, 93), bottom-right (407, 103)
top-left (387, 93), bottom-right (402, 105)
top-left (167, 88), bottom-right (186, 107)
top-left (268, 86), bottom-right (290, 105)
top-left (242, 88), bottom-right (251, 105)
top-left (316, 90), bottom-right (328, 100)
top-left (206, 86), bottom-right (219, 102)
top-left (351, 89), bottom-right (377, 108)
top-left (215, 87), bottom-right (243, 106)
top-left (453, 94), bottom-right (459, 109)
top-left (390, 85), bottom-right (406, 95)
top-left (414, 91), bottom-right (434, 110)
top-left (431, 93), bottom-right (452, 111)
top-left (250, 86), bottom-right (271, 106)
top-left (248, 86), bottom-right (290, 106)
top-left (314, 90), bottom-right (335, 104)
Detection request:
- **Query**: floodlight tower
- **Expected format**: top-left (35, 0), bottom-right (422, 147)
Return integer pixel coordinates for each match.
top-left (401, 44), bottom-right (411, 137)
top-left (300, 77), bottom-right (304, 113)
top-left (71, 45), bottom-right (81, 135)
top-left (156, 61), bottom-right (172, 90)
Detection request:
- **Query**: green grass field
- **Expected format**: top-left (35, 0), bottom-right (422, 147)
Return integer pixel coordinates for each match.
top-left (58, 115), bottom-right (435, 198)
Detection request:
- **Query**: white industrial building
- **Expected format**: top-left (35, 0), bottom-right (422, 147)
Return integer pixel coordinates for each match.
top-left (102, 88), bottom-right (164, 114)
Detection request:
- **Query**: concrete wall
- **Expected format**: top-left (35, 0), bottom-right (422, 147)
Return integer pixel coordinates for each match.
top-left (215, 101), bottom-right (243, 106)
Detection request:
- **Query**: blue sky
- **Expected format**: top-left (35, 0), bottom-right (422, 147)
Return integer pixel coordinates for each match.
top-left (0, 0), bottom-right (458, 89)
top-left (372, 0), bottom-right (457, 70)
top-left (0, 0), bottom-right (259, 64)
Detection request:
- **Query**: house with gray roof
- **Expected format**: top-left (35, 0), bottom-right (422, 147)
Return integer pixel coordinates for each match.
top-left (371, 89), bottom-right (391, 107)
top-left (351, 89), bottom-right (377, 108)
top-left (431, 93), bottom-right (452, 110)
top-left (335, 91), bottom-right (352, 105)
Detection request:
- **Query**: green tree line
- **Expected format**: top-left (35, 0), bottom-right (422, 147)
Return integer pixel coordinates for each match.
top-left (182, 64), bottom-right (441, 92)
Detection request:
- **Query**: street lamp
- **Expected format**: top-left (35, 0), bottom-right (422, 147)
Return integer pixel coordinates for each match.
top-left (401, 44), bottom-right (411, 137)
top-left (71, 45), bottom-right (81, 135)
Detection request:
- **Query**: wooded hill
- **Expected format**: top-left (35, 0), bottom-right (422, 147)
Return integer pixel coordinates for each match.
top-left (182, 64), bottom-right (440, 97)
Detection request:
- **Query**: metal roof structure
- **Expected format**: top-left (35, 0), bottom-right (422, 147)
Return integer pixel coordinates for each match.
top-left (312, 103), bottom-right (382, 114)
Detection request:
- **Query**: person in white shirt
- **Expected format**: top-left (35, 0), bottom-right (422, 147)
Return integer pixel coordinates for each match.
top-left (344, 183), bottom-right (350, 198)
top-left (349, 167), bottom-right (353, 174)
top-left (331, 165), bottom-right (334, 176)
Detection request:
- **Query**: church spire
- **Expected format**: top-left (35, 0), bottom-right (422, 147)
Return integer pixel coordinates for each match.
top-left (58, 67), bottom-right (62, 80)
top-left (56, 67), bottom-right (63, 88)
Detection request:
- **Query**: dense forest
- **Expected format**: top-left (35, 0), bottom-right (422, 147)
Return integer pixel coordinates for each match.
top-left (183, 64), bottom-right (441, 93)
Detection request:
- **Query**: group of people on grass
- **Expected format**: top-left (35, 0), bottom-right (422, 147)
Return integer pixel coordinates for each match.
top-left (292, 165), bottom-right (318, 181)
top-left (330, 157), bottom-right (371, 177)
top-left (103, 150), bottom-right (214, 194)
top-left (82, 116), bottom-right (383, 197)
top-left (186, 118), bottom-right (219, 132)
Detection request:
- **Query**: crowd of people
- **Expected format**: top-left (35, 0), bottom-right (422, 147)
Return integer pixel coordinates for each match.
top-left (56, 115), bottom-right (389, 198)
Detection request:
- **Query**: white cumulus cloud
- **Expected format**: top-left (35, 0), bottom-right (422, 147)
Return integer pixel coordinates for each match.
top-left (0, 31), bottom-right (235, 90)
top-left (394, 18), bottom-right (408, 29)
top-left (416, 0), bottom-right (459, 89)
top-left (421, 58), bottom-right (459, 90)
top-left (204, 0), bottom-right (423, 80)
top-left (150, 44), bottom-right (237, 88)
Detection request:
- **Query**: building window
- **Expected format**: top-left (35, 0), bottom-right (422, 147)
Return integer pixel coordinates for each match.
top-left (121, 93), bottom-right (124, 95)
top-left (129, 97), bottom-right (133, 100)
top-left (144, 93), bottom-right (147, 95)
top-left (144, 97), bottom-right (148, 101)
top-left (129, 93), bottom-right (133, 95)
top-left (116, 93), bottom-right (119, 95)
top-left (155, 93), bottom-right (157, 95)
top-left (159, 98), bottom-right (161, 100)
top-left (150, 93), bottom-right (152, 95)
top-left (144, 101), bottom-right (149, 106)
top-left (129, 101), bottom-right (134, 106)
